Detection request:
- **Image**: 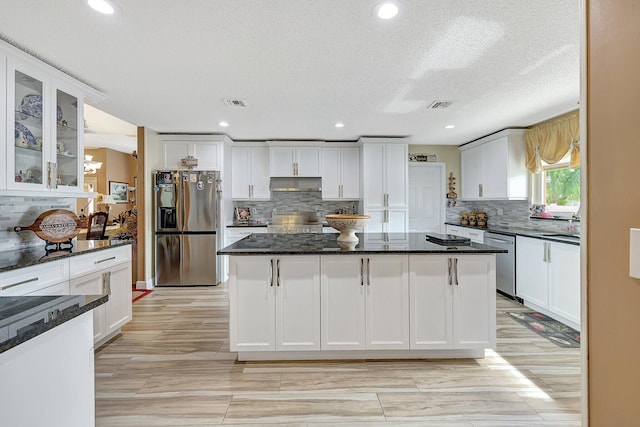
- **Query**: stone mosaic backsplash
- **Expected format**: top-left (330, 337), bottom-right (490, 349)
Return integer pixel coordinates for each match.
top-left (0, 196), bottom-right (76, 250)
top-left (446, 199), bottom-right (581, 235)
top-left (233, 191), bottom-right (359, 224)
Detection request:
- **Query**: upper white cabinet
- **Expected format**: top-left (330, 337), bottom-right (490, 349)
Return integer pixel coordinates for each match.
top-left (231, 145), bottom-right (270, 199)
top-left (161, 135), bottom-right (230, 171)
top-left (267, 142), bottom-right (322, 177)
top-left (2, 41), bottom-right (104, 195)
top-left (321, 145), bottom-right (360, 199)
top-left (459, 129), bottom-right (528, 200)
top-left (360, 138), bottom-right (409, 234)
top-left (516, 236), bottom-right (580, 329)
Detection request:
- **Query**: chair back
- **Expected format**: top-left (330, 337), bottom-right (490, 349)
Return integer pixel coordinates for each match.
top-left (86, 212), bottom-right (109, 240)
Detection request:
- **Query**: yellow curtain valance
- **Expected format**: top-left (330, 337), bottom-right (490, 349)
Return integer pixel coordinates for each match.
top-left (525, 112), bottom-right (580, 173)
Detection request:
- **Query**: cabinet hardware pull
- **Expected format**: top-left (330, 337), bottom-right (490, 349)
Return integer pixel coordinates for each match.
top-left (1, 277), bottom-right (39, 291)
top-left (479, 183), bottom-right (483, 197)
top-left (384, 210), bottom-right (389, 223)
top-left (95, 256), bottom-right (116, 264)
top-left (360, 258), bottom-right (364, 286)
top-left (102, 271), bottom-right (112, 295)
top-left (277, 259), bottom-right (281, 287)
top-left (447, 258), bottom-right (452, 286)
top-left (269, 259), bottom-right (274, 286)
top-left (542, 242), bottom-right (548, 262)
top-left (547, 243), bottom-right (551, 263)
top-left (367, 258), bottom-right (371, 286)
top-left (453, 258), bottom-right (459, 285)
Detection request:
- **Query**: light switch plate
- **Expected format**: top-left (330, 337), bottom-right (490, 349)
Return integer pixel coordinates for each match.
top-left (630, 228), bottom-right (640, 278)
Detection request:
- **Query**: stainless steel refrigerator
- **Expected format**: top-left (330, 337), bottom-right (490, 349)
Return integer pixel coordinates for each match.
top-left (154, 170), bottom-right (221, 286)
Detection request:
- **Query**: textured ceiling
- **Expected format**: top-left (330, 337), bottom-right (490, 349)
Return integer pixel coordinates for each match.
top-left (0, 0), bottom-right (580, 146)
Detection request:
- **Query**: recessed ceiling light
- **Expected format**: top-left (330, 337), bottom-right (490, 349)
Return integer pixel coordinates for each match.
top-left (334, 122), bottom-right (344, 128)
top-left (444, 124), bottom-right (456, 129)
top-left (376, 2), bottom-right (399, 20)
top-left (88, 0), bottom-right (115, 14)
top-left (218, 121), bottom-right (229, 127)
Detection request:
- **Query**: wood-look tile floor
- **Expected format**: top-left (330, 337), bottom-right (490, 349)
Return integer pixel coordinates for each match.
top-left (95, 286), bottom-right (581, 426)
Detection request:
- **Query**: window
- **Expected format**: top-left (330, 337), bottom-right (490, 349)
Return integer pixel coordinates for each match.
top-left (540, 154), bottom-right (580, 216)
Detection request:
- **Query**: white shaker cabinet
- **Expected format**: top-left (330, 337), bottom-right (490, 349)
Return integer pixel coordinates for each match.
top-left (268, 144), bottom-right (322, 177)
top-left (161, 135), bottom-right (229, 171)
top-left (69, 245), bottom-right (132, 347)
top-left (445, 225), bottom-right (485, 244)
top-left (321, 145), bottom-right (360, 199)
top-left (409, 255), bottom-right (496, 350)
top-left (229, 256), bottom-right (321, 352)
top-left (0, 259), bottom-right (69, 296)
top-left (460, 129), bottom-right (528, 200)
top-left (231, 145), bottom-right (270, 199)
top-left (516, 236), bottom-right (580, 329)
top-left (320, 255), bottom-right (409, 350)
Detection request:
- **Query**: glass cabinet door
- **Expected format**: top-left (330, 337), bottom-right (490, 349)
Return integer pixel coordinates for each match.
top-left (55, 87), bottom-right (80, 190)
top-left (11, 67), bottom-right (47, 189)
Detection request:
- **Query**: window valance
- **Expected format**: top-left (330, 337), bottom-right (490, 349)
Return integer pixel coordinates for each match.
top-left (525, 112), bottom-right (580, 173)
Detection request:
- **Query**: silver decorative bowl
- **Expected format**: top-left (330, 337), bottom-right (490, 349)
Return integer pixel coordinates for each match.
top-left (325, 214), bottom-right (370, 242)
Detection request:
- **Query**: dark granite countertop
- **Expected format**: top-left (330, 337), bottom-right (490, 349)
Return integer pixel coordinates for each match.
top-left (218, 233), bottom-right (507, 255)
top-left (445, 222), bottom-right (580, 246)
top-left (0, 239), bottom-right (133, 274)
top-left (0, 294), bottom-right (108, 354)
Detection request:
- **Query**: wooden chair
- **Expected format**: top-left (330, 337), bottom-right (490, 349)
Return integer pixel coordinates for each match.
top-left (86, 211), bottom-right (109, 240)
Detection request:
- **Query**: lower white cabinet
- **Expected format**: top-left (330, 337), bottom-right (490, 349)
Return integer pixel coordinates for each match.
top-left (225, 227), bottom-right (268, 247)
top-left (516, 236), bottom-right (580, 328)
top-left (229, 256), bottom-right (321, 352)
top-left (69, 246), bottom-right (132, 346)
top-left (320, 255), bottom-right (409, 350)
top-left (365, 208), bottom-right (408, 234)
top-left (0, 259), bottom-right (69, 296)
top-left (409, 255), bottom-right (496, 349)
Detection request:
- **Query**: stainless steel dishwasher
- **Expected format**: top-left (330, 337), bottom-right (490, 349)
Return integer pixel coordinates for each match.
top-left (484, 231), bottom-right (518, 300)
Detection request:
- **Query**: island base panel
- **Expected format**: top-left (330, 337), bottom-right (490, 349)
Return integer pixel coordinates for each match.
top-left (236, 349), bottom-right (485, 361)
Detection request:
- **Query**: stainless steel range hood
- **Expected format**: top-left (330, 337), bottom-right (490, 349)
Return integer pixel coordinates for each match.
top-left (269, 177), bottom-right (322, 192)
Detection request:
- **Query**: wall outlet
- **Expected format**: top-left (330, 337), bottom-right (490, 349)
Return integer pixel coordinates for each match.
top-left (497, 208), bottom-right (504, 215)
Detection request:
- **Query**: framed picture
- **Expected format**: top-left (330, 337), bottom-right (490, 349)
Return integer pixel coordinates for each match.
top-left (234, 207), bottom-right (251, 223)
top-left (109, 181), bottom-right (129, 203)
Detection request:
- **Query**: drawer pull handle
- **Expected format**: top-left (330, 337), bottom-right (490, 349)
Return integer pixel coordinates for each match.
top-left (1, 277), bottom-right (38, 291)
top-left (95, 256), bottom-right (116, 264)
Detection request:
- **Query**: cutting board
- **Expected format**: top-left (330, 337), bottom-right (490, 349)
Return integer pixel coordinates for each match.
top-left (14, 209), bottom-right (84, 243)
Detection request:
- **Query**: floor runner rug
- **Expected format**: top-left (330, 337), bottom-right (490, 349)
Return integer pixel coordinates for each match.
top-left (507, 311), bottom-right (580, 348)
top-left (132, 289), bottom-right (152, 303)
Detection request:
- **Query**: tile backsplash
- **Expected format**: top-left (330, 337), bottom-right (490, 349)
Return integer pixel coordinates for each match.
top-left (0, 196), bottom-right (76, 251)
top-left (233, 192), bottom-right (359, 223)
top-left (446, 199), bottom-right (581, 234)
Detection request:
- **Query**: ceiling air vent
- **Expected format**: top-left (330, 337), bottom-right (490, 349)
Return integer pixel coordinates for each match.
top-left (222, 99), bottom-right (249, 108)
top-left (428, 100), bottom-right (454, 109)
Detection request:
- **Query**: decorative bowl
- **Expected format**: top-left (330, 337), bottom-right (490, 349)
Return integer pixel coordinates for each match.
top-left (325, 214), bottom-right (370, 242)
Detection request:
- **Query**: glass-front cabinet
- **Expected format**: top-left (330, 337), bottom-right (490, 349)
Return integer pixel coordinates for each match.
top-left (6, 57), bottom-right (83, 193)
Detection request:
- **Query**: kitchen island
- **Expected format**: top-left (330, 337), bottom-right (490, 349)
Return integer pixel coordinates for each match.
top-left (219, 233), bottom-right (506, 361)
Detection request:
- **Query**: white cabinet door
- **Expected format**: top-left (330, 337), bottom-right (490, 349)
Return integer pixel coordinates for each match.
top-left (362, 144), bottom-right (385, 207)
top-left (229, 257), bottom-right (275, 351)
top-left (387, 209), bottom-right (408, 234)
top-left (192, 142), bottom-right (220, 170)
top-left (162, 141), bottom-right (190, 169)
top-left (69, 270), bottom-right (106, 343)
top-left (321, 147), bottom-right (341, 199)
top-left (481, 137), bottom-right (509, 199)
top-left (104, 261), bottom-right (132, 335)
top-left (461, 146), bottom-right (483, 200)
top-left (0, 53), bottom-right (5, 190)
top-left (321, 256), bottom-right (366, 350)
top-left (250, 146), bottom-right (271, 198)
top-left (385, 144), bottom-right (408, 207)
top-left (25, 281), bottom-right (69, 296)
top-left (365, 255), bottom-right (409, 349)
top-left (548, 242), bottom-right (580, 326)
top-left (340, 146), bottom-right (360, 199)
top-left (231, 146), bottom-right (251, 199)
top-left (269, 146), bottom-right (295, 176)
top-left (409, 255), bottom-right (453, 349)
top-left (275, 256), bottom-right (321, 350)
top-left (296, 146), bottom-right (321, 176)
top-left (516, 237), bottom-right (549, 308)
top-left (364, 209), bottom-right (385, 233)
top-left (452, 255), bottom-right (495, 348)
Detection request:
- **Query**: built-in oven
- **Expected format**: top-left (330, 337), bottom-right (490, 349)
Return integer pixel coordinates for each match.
top-left (484, 231), bottom-right (519, 300)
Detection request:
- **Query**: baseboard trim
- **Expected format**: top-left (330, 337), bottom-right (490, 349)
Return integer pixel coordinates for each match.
top-left (236, 349), bottom-right (486, 362)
